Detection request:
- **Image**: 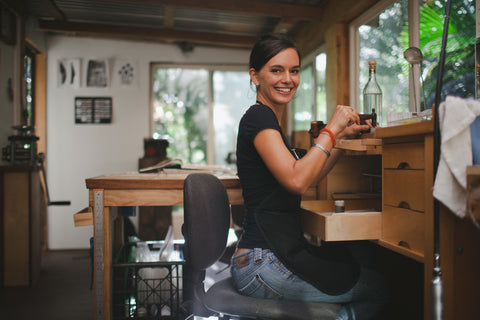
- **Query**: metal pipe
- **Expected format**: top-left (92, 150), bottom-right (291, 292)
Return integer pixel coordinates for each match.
top-left (432, 1), bottom-right (452, 319)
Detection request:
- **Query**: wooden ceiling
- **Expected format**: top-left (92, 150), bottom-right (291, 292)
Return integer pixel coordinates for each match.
top-left (20, 0), bottom-right (330, 50)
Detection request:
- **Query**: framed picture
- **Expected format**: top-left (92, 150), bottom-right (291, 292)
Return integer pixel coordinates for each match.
top-left (58, 58), bottom-right (81, 88)
top-left (75, 97), bottom-right (113, 124)
top-left (86, 59), bottom-right (109, 88)
top-left (0, 4), bottom-right (16, 45)
top-left (114, 59), bottom-right (138, 87)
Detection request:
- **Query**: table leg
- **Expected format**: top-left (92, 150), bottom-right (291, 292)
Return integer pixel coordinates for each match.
top-left (94, 189), bottom-right (112, 320)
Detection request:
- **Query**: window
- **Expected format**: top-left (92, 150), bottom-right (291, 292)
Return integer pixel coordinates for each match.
top-left (315, 53), bottom-right (327, 122)
top-left (212, 70), bottom-right (252, 165)
top-left (292, 51), bottom-right (327, 131)
top-left (150, 64), bottom-right (252, 166)
top-left (24, 46), bottom-right (36, 127)
top-left (350, 0), bottom-right (475, 126)
top-left (419, 0), bottom-right (475, 107)
top-left (293, 63), bottom-right (314, 131)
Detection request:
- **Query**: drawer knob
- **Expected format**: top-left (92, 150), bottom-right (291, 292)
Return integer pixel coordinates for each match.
top-left (397, 162), bottom-right (411, 169)
top-left (397, 201), bottom-right (411, 209)
top-left (398, 240), bottom-right (411, 249)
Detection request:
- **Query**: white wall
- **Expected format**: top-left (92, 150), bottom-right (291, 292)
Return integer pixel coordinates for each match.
top-left (46, 35), bottom-right (250, 249)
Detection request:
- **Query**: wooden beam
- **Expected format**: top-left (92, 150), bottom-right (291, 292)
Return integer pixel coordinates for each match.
top-left (163, 5), bottom-right (174, 29)
top-left (293, 0), bottom-right (379, 55)
top-left (96, 0), bottom-right (326, 21)
top-left (273, 16), bottom-right (297, 33)
top-left (0, 0), bottom-right (26, 17)
top-left (40, 0), bottom-right (66, 21)
top-left (38, 19), bottom-right (257, 48)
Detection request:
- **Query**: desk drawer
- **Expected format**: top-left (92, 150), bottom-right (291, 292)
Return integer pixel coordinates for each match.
top-left (383, 142), bottom-right (424, 169)
top-left (382, 206), bottom-right (424, 256)
top-left (384, 169), bottom-right (425, 212)
top-left (301, 200), bottom-right (382, 241)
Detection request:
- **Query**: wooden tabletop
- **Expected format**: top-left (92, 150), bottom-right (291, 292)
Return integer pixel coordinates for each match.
top-left (85, 171), bottom-right (240, 189)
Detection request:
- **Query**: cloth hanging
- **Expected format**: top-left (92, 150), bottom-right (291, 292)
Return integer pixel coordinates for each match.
top-left (433, 96), bottom-right (480, 218)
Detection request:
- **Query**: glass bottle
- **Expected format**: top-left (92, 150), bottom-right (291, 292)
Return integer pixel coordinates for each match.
top-left (363, 60), bottom-right (383, 126)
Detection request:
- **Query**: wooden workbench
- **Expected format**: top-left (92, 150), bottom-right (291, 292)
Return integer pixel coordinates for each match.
top-left (85, 171), bottom-right (242, 320)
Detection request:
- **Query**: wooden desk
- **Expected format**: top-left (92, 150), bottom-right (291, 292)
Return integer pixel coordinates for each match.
top-left (85, 172), bottom-right (242, 320)
top-left (302, 122), bottom-right (480, 320)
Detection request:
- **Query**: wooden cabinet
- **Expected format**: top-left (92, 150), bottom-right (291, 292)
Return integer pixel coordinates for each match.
top-left (376, 122), bottom-right (434, 319)
top-left (0, 165), bottom-right (47, 286)
top-left (380, 138), bottom-right (429, 261)
top-left (302, 122), bottom-right (480, 319)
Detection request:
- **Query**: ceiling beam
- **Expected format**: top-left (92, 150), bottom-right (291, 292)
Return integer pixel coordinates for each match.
top-left (1, 0), bottom-right (27, 17)
top-left (96, 0), bottom-right (326, 21)
top-left (273, 17), bottom-right (297, 33)
top-left (40, 0), bottom-right (66, 21)
top-left (163, 5), bottom-right (174, 29)
top-left (38, 19), bottom-right (257, 48)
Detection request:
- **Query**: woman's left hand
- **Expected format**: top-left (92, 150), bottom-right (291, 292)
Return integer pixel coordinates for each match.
top-left (337, 121), bottom-right (372, 140)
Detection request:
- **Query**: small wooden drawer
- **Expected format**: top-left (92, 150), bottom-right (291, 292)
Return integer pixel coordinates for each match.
top-left (383, 142), bottom-right (424, 169)
top-left (74, 207), bottom-right (93, 227)
top-left (300, 200), bottom-right (382, 241)
top-left (384, 169), bottom-right (425, 212)
top-left (381, 206), bottom-right (425, 258)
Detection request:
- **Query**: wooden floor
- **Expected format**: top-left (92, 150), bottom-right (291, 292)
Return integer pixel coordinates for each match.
top-left (0, 250), bottom-right (94, 320)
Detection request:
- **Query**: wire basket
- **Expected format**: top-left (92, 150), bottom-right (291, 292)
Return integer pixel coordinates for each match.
top-left (112, 241), bottom-right (184, 319)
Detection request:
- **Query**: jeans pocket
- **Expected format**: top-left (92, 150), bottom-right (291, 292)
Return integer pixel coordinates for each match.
top-left (238, 274), bottom-right (283, 300)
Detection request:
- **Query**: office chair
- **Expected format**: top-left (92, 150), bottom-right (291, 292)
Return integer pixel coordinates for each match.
top-left (180, 173), bottom-right (341, 320)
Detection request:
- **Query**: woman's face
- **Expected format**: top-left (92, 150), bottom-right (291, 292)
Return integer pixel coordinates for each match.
top-left (250, 48), bottom-right (300, 108)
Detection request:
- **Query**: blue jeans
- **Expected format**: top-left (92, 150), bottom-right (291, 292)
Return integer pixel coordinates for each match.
top-left (230, 248), bottom-right (389, 320)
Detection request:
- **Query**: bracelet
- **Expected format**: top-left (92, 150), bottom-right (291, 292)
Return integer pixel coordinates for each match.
top-left (312, 143), bottom-right (331, 157)
top-left (320, 128), bottom-right (336, 147)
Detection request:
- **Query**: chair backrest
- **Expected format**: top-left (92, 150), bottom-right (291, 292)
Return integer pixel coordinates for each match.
top-left (183, 172), bottom-right (231, 271)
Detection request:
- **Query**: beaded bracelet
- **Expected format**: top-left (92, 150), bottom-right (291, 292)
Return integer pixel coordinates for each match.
top-left (312, 143), bottom-right (331, 157)
top-left (320, 128), bottom-right (336, 147)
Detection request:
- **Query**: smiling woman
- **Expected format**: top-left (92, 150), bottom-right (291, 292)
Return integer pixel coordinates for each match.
top-left (249, 47), bottom-right (301, 110)
top-left (232, 33), bottom-right (387, 320)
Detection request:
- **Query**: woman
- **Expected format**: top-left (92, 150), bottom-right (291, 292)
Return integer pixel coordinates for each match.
top-left (231, 33), bottom-right (390, 320)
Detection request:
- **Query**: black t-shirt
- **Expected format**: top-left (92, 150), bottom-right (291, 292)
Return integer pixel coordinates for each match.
top-left (236, 103), bottom-right (299, 249)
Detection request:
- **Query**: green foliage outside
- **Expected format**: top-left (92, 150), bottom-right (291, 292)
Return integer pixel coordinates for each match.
top-left (360, 0), bottom-right (475, 113)
top-left (414, 0), bottom-right (475, 107)
top-left (152, 68), bottom-right (208, 164)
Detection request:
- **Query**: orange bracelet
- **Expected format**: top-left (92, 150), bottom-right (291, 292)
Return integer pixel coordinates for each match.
top-left (320, 128), bottom-right (336, 147)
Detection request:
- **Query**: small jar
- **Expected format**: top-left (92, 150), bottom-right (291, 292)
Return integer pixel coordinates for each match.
top-left (334, 200), bottom-right (345, 213)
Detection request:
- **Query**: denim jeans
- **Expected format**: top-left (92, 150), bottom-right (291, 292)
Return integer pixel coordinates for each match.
top-left (230, 248), bottom-right (389, 320)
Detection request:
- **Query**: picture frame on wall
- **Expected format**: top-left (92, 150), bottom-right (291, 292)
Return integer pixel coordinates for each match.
top-left (85, 59), bottom-right (109, 88)
top-left (58, 58), bottom-right (81, 88)
top-left (0, 3), bottom-right (16, 45)
top-left (113, 59), bottom-right (138, 87)
top-left (75, 97), bottom-right (113, 124)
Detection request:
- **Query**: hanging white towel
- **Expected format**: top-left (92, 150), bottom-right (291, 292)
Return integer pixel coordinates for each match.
top-left (433, 96), bottom-right (480, 218)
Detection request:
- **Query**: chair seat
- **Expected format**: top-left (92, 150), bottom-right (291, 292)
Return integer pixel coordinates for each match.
top-left (204, 277), bottom-right (341, 320)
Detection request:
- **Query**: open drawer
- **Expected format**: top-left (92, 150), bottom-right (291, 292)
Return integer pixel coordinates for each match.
top-left (300, 200), bottom-right (382, 241)
top-left (74, 207), bottom-right (93, 226)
